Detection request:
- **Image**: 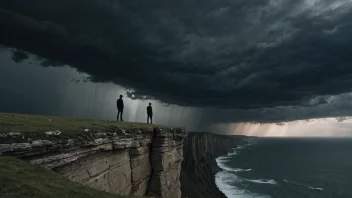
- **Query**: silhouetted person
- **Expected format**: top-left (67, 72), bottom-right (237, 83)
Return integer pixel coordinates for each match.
top-left (147, 102), bottom-right (153, 124)
top-left (116, 95), bottom-right (124, 121)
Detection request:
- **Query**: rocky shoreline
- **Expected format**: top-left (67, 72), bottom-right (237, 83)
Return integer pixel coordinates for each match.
top-left (180, 132), bottom-right (248, 198)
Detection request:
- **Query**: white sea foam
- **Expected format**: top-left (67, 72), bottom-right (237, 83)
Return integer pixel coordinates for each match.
top-left (215, 143), bottom-right (272, 198)
top-left (237, 143), bottom-right (252, 150)
top-left (237, 145), bottom-right (245, 149)
top-left (216, 158), bottom-right (236, 172)
top-left (215, 171), bottom-right (272, 198)
top-left (227, 151), bottom-right (238, 156)
top-left (216, 144), bottom-right (254, 172)
top-left (246, 179), bottom-right (278, 185)
top-left (215, 143), bottom-right (273, 198)
top-left (233, 168), bottom-right (252, 172)
top-left (217, 156), bottom-right (231, 161)
top-left (215, 156), bottom-right (252, 172)
top-left (308, 187), bottom-right (324, 191)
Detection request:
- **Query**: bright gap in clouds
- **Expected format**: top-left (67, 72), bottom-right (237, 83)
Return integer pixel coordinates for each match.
top-left (212, 117), bottom-right (352, 137)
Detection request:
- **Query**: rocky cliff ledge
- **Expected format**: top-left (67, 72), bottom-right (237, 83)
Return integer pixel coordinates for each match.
top-left (0, 113), bottom-right (187, 198)
top-left (180, 132), bottom-right (248, 198)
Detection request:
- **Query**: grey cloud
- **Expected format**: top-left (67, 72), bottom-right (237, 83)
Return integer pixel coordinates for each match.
top-left (11, 49), bottom-right (29, 63)
top-left (197, 93), bottom-right (352, 126)
top-left (1, 0), bottom-right (352, 112)
top-left (0, 51), bottom-right (202, 130)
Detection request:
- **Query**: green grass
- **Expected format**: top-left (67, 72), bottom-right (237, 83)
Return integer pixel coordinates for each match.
top-left (0, 157), bottom-right (140, 198)
top-left (0, 113), bottom-right (168, 143)
top-left (0, 113), bottom-right (162, 133)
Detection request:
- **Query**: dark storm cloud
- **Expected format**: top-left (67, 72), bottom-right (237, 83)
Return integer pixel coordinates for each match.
top-left (196, 93), bottom-right (352, 125)
top-left (2, 0), bottom-right (352, 109)
top-left (11, 49), bottom-right (29, 63)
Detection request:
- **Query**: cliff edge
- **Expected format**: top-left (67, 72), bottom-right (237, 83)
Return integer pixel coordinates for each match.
top-left (0, 113), bottom-right (249, 198)
top-left (0, 113), bottom-right (187, 198)
top-left (181, 132), bottom-right (248, 198)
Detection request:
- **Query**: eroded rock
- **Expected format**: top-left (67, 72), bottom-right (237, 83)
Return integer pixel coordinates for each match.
top-left (32, 140), bottom-right (54, 147)
top-left (0, 127), bottom-right (188, 198)
top-left (8, 132), bottom-right (21, 137)
top-left (45, 130), bottom-right (61, 136)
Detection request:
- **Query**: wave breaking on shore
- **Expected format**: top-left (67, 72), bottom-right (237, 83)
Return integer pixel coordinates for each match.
top-left (215, 144), bottom-right (273, 198)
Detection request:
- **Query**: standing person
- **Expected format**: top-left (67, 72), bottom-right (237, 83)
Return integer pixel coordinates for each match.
top-left (116, 95), bottom-right (124, 121)
top-left (147, 102), bottom-right (153, 124)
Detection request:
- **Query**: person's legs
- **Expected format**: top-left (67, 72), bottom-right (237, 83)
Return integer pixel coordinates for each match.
top-left (147, 115), bottom-right (150, 123)
top-left (117, 111), bottom-right (120, 121)
top-left (150, 116), bottom-right (153, 124)
top-left (120, 109), bottom-right (124, 121)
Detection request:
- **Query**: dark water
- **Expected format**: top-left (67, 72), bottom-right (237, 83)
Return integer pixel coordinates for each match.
top-left (215, 138), bottom-right (352, 198)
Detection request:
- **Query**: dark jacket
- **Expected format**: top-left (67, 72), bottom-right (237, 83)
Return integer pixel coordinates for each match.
top-left (147, 106), bottom-right (153, 116)
top-left (117, 98), bottom-right (124, 110)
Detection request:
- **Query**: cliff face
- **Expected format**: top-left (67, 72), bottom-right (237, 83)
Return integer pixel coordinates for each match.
top-left (0, 127), bottom-right (187, 198)
top-left (0, 112), bottom-right (250, 198)
top-left (180, 132), bottom-right (247, 198)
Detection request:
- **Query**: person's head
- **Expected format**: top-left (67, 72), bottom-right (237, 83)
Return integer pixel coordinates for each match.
top-left (119, 95), bottom-right (123, 98)
top-left (149, 102), bottom-right (151, 106)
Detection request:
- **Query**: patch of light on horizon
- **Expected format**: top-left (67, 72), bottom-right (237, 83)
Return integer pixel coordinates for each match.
top-left (212, 117), bottom-right (352, 137)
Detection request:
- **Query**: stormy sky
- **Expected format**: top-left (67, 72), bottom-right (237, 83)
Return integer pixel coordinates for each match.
top-left (1, 0), bottom-right (352, 136)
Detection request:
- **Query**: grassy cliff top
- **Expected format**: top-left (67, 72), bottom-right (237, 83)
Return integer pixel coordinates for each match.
top-left (0, 113), bottom-right (168, 143)
top-left (0, 157), bottom-right (138, 198)
top-left (0, 113), bottom-right (163, 133)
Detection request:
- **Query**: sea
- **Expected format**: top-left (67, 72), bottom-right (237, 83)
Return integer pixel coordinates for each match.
top-left (215, 138), bottom-right (352, 198)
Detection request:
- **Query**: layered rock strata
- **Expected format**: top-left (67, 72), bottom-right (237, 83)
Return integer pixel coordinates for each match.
top-left (0, 127), bottom-right (187, 197)
top-left (147, 128), bottom-right (184, 198)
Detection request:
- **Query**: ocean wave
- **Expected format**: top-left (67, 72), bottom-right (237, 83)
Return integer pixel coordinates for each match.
top-left (217, 156), bottom-right (231, 160)
top-left (215, 171), bottom-right (272, 198)
top-left (216, 156), bottom-right (230, 163)
top-left (216, 156), bottom-right (252, 172)
top-left (237, 143), bottom-right (252, 150)
top-left (215, 143), bottom-right (274, 198)
top-left (233, 168), bottom-right (252, 172)
top-left (283, 180), bottom-right (323, 191)
top-left (216, 160), bottom-right (236, 172)
top-left (308, 187), bottom-right (324, 191)
top-left (245, 179), bottom-right (277, 185)
top-left (216, 144), bottom-right (254, 173)
top-left (237, 145), bottom-right (245, 149)
top-left (227, 151), bottom-right (238, 156)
